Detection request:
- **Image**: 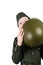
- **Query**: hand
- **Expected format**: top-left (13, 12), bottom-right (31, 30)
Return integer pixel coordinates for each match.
top-left (17, 28), bottom-right (25, 46)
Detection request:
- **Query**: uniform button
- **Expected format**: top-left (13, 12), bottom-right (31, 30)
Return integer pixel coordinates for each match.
top-left (32, 52), bottom-right (34, 55)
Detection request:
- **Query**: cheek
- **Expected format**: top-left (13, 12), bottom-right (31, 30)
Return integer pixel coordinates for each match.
top-left (19, 24), bottom-right (23, 28)
top-left (18, 22), bottom-right (22, 27)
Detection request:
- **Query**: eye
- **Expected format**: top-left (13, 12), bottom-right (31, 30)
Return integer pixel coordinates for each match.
top-left (20, 23), bottom-right (22, 24)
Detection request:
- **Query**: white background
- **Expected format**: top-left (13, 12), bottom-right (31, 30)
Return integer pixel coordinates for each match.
top-left (0, 0), bottom-right (43, 65)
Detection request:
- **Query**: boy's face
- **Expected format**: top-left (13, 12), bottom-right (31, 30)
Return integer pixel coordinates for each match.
top-left (18, 17), bottom-right (29, 28)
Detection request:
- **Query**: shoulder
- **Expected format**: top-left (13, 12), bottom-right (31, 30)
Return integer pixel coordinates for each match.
top-left (13, 37), bottom-right (17, 45)
top-left (14, 37), bottom-right (17, 41)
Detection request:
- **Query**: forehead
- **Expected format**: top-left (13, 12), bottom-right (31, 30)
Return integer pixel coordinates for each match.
top-left (18, 17), bottom-right (29, 24)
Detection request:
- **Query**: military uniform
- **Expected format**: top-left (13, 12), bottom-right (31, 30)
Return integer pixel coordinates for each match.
top-left (12, 37), bottom-right (43, 65)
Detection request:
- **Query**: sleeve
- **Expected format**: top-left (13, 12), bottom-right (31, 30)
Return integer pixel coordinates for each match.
top-left (40, 44), bottom-right (43, 59)
top-left (12, 37), bottom-right (22, 64)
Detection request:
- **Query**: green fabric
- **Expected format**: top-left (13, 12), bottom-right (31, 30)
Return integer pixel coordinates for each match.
top-left (12, 37), bottom-right (43, 65)
top-left (21, 45), bottom-right (41, 65)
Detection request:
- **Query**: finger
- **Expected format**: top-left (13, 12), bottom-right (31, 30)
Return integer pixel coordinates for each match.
top-left (18, 30), bottom-right (22, 35)
top-left (21, 32), bottom-right (25, 37)
top-left (20, 30), bottom-right (24, 36)
top-left (20, 28), bottom-right (24, 36)
top-left (18, 29), bottom-right (24, 35)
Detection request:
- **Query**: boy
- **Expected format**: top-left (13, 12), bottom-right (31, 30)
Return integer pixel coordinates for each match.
top-left (12, 12), bottom-right (43, 65)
